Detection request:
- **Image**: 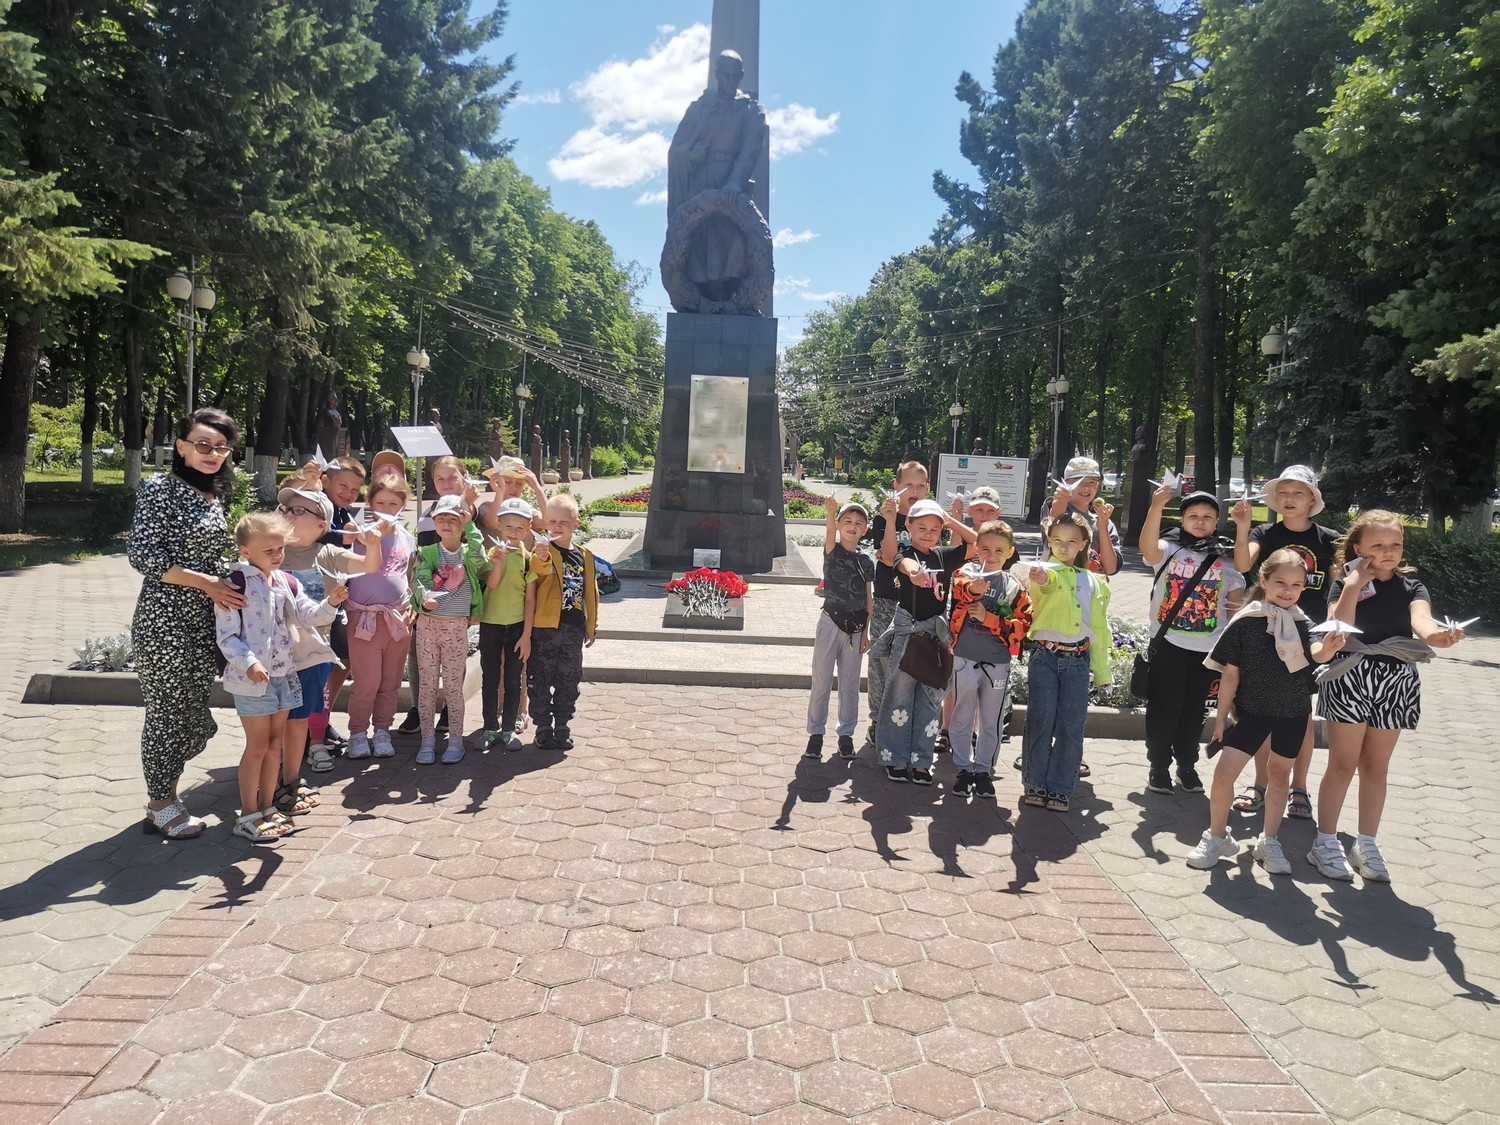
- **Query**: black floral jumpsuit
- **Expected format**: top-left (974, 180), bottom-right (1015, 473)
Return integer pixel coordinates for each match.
top-left (127, 473), bottom-right (232, 801)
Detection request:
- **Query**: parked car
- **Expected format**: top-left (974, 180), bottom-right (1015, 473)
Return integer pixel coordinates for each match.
top-left (1102, 471), bottom-right (1119, 491)
top-left (1229, 477), bottom-right (1247, 497)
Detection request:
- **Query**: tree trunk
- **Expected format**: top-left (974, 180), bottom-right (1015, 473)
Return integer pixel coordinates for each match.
top-left (1092, 323), bottom-right (1115, 461)
top-left (292, 365), bottom-right (312, 457)
top-left (255, 307), bottom-right (291, 501)
top-left (1192, 191), bottom-right (1218, 496)
top-left (80, 316), bottom-right (101, 491)
top-left (123, 274), bottom-right (145, 487)
top-left (0, 315), bottom-right (42, 532)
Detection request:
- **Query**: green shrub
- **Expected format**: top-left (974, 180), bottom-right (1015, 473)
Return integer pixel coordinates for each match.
top-left (590, 445), bottom-right (626, 478)
top-left (85, 485), bottom-right (138, 548)
top-left (1401, 528), bottom-right (1500, 620)
top-left (28, 402), bottom-right (110, 468)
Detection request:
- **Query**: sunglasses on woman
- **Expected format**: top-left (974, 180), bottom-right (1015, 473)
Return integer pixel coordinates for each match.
top-left (186, 439), bottom-right (233, 457)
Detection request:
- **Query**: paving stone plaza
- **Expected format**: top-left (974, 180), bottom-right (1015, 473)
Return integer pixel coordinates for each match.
top-left (1, 489), bottom-right (1497, 1123)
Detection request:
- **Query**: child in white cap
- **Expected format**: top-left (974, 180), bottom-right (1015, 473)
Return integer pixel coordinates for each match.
top-left (1229, 465), bottom-right (1340, 820)
top-left (1046, 456), bottom-right (1120, 576)
top-left (411, 495), bottom-right (486, 764)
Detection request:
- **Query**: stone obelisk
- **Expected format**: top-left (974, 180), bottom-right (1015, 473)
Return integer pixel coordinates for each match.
top-left (644, 0), bottom-right (785, 573)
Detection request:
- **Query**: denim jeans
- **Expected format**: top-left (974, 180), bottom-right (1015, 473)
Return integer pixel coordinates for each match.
top-left (873, 610), bottom-right (947, 770)
top-left (1022, 645), bottom-right (1091, 796)
top-left (864, 597), bottom-right (899, 737)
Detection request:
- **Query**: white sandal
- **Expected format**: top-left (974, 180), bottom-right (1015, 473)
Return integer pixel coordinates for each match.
top-left (232, 810), bottom-right (279, 843)
top-left (142, 801), bottom-right (204, 839)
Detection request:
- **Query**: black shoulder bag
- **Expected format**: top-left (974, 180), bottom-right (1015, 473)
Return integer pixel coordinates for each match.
top-left (1130, 552), bottom-right (1217, 701)
top-left (896, 550), bottom-right (955, 691)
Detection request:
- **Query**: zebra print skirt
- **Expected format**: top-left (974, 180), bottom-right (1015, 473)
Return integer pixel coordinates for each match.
top-left (1319, 656), bottom-right (1421, 731)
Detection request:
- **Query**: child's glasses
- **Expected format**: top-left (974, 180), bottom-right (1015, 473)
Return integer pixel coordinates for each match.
top-left (187, 439), bottom-right (233, 457)
top-left (277, 504), bottom-right (322, 520)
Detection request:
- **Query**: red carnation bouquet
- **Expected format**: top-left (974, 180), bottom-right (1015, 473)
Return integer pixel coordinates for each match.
top-left (665, 567), bottom-right (748, 618)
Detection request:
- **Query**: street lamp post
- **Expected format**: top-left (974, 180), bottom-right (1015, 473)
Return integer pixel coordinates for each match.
top-left (166, 259), bottom-right (216, 412)
top-left (405, 346), bottom-right (430, 426)
top-left (1045, 376), bottom-right (1071, 478)
top-left (949, 400), bottom-right (964, 455)
top-left (574, 398), bottom-right (585, 475)
top-left (1261, 326), bottom-right (1291, 465)
top-left (515, 381), bottom-right (531, 454)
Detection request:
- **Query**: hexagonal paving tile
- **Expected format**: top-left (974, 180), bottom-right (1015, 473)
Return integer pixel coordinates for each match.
top-left (668, 1019), bottom-right (751, 1069)
top-left (578, 1015), bottom-right (664, 1066)
top-left (520, 1053), bottom-right (614, 1111)
top-left (616, 1056), bottom-right (705, 1114)
top-left (403, 1012), bottom-right (492, 1062)
top-left (708, 1057), bottom-right (798, 1115)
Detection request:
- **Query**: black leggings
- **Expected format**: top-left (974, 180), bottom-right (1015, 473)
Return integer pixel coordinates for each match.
top-left (478, 622), bottom-right (525, 732)
top-left (1144, 640), bottom-right (1218, 772)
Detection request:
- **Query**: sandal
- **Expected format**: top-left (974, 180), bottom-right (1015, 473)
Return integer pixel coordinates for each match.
top-left (1022, 787), bottom-right (1047, 808)
top-left (1287, 787), bottom-right (1313, 819)
top-left (1077, 761), bottom-right (1091, 779)
top-left (934, 729), bottom-right (951, 754)
top-left (1232, 784), bottom-right (1266, 813)
top-left (142, 801), bottom-right (204, 840)
top-left (273, 782), bottom-right (315, 817)
top-left (1013, 755), bottom-right (1024, 772)
top-left (232, 811), bottom-right (279, 843)
top-left (261, 808), bottom-right (296, 836)
top-left (308, 745), bottom-right (336, 773)
top-left (1045, 792), bottom-right (1070, 812)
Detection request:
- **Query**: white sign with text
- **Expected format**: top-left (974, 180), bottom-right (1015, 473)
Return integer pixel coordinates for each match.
top-left (937, 455), bottom-right (1030, 516)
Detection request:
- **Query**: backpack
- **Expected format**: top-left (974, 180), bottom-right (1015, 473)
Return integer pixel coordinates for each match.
top-left (595, 556), bottom-right (622, 595)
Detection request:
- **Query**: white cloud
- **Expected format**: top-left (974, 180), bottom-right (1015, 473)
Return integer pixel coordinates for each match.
top-left (775, 276), bottom-right (845, 304)
top-left (549, 24), bottom-right (838, 190)
top-left (635, 188), bottom-right (668, 206)
top-left (772, 228), bottom-right (819, 249)
top-left (571, 24), bottom-right (710, 132)
top-left (514, 89), bottom-right (561, 106)
top-left (767, 104), bottom-right (840, 158)
top-left (549, 126), bottom-right (670, 190)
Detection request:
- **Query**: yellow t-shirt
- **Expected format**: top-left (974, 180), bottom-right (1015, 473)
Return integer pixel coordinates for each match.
top-left (479, 550), bottom-right (529, 625)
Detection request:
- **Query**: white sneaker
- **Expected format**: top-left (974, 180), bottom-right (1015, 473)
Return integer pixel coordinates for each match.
top-left (1186, 830), bottom-right (1238, 869)
top-left (1307, 837), bottom-right (1355, 881)
top-left (307, 742), bottom-right (335, 772)
top-left (415, 740), bottom-right (436, 765)
top-left (1350, 839), bottom-right (1391, 882)
top-left (371, 730), bottom-right (395, 758)
top-left (346, 732), bottom-right (371, 759)
top-left (1254, 835), bottom-right (1292, 875)
top-left (441, 735), bottom-right (466, 765)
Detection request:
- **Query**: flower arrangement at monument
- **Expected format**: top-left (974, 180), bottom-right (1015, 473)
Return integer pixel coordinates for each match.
top-left (665, 567), bottom-right (749, 620)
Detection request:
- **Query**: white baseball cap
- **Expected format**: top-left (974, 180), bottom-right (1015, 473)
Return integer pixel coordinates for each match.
top-left (495, 497), bottom-right (533, 521)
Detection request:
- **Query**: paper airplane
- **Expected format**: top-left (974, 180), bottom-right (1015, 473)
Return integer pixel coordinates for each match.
top-left (1147, 470), bottom-right (1181, 490)
top-left (946, 491), bottom-right (967, 504)
top-left (967, 565), bottom-right (1008, 579)
top-left (1310, 620), bottom-right (1362, 635)
top-left (1440, 615), bottom-right (1479, 631)
top-left (880, 486), bottom-right (909, 501)
top-left (361, 510), bottom-right (400, 529)
top-left (493, 540), bottom-right (523, 553)
top-left (532, 530), bottom-right (553, 545)
top-left (314, 562), bottom-right (348, 586)
top-left (311, 445), bottom-right (332, 471)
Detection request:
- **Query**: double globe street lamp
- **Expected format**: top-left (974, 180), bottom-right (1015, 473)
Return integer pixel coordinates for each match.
top-left (1046, 375), bottom-right (1070, 477)
top-left (166, 264), bottom-right (216, 411)
top-left (949, 400), bottom-right (964, 454)
top-left (406, 346), bottom-right (431, 426)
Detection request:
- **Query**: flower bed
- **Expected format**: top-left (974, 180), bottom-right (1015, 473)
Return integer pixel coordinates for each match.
top-left (1007, 613), bottom-right (1149, 709)
top-left (592, 482), bottom-right (828, 516)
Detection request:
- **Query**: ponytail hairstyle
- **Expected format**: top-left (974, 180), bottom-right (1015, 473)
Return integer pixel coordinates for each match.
top-left (1247, 547), bottom-right (1309, 603)
top-left (1334, 509), bottom-right (1415, 575)
top-left (1042, 510), bottom-right (1092, 569)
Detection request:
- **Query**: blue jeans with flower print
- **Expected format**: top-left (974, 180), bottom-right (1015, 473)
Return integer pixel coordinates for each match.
top-left (874, 610), bottom-right (947, 771)
top-left (1022, 645), bottom-right (1091, 797)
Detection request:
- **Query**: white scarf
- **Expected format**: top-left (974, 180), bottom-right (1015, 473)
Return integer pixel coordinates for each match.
top-left (1224, 599), bottom-right (1310, 672)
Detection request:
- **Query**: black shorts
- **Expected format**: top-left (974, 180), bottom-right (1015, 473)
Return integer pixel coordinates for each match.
top-left (1225, 708), bottom-right (1309, 760)
top-left (329, 612), bottom-right (349, 662)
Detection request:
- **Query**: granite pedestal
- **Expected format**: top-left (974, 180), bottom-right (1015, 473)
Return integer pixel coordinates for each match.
top-left (644, 313), bottom-right (786, 573)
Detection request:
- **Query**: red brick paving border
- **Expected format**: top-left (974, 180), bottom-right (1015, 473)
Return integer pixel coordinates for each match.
top-left (0, 689), bottom-right (1327, 1122)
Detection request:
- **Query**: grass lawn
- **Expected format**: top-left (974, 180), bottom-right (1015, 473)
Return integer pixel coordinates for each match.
top-left (0, 468), bottom-right (142, 571)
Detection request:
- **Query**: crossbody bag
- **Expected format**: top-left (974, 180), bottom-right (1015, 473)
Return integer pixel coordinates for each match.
top-left (1129, 551), bottom-right (1217, 701)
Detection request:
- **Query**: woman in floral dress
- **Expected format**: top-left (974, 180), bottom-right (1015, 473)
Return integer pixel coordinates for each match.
top-left (128, 408), bottom-right (245, 838)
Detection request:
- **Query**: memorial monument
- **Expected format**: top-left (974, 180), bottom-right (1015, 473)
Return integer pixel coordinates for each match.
top-left (644, 0), bottom-right (786, 573)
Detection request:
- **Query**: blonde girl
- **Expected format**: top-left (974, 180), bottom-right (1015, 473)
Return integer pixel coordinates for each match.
top-left (1019, 510), bottom-right (1112, 812)
top-left (1189, 549), bottom-right (1345, 872)
top-left (1309, 511), bottom-right (1465, 882)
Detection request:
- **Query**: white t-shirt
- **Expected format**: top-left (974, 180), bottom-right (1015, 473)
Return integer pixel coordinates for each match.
top-left (1148, 544), bottom-right (1245, 653)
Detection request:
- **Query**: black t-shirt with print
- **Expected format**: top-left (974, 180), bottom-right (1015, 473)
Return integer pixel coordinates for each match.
top-left (892, 543), bottom-right (967, 622)
top-left (865, 512), bottom-right (909, 603)
top-left (1326, 572), bottom-right (1429, 645)
top-left (1248, 521), bottom-right (1340, 617)
top-left (1209, 615), bottom-right (1316, 717)
top-left (557, 546), bottom-right (587, 628)
top-left (822, 542), bottom-right (875, 618)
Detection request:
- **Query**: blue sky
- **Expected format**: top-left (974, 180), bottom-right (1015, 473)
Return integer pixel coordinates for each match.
top-left (494, 1), bottom-right (1026, 346)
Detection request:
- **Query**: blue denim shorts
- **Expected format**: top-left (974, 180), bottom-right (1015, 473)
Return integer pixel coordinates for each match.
top-left (288, 663), bottom-right (333, 721)
top-left (234, 673), bottom-right (304, 717)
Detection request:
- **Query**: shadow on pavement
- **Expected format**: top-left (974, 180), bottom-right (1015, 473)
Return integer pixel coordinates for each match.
top-left (0, 767), bottom-right (278, 923)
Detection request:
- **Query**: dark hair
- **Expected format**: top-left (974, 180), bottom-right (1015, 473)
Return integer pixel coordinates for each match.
top-left (172, 407), bottom-right (240, 498)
